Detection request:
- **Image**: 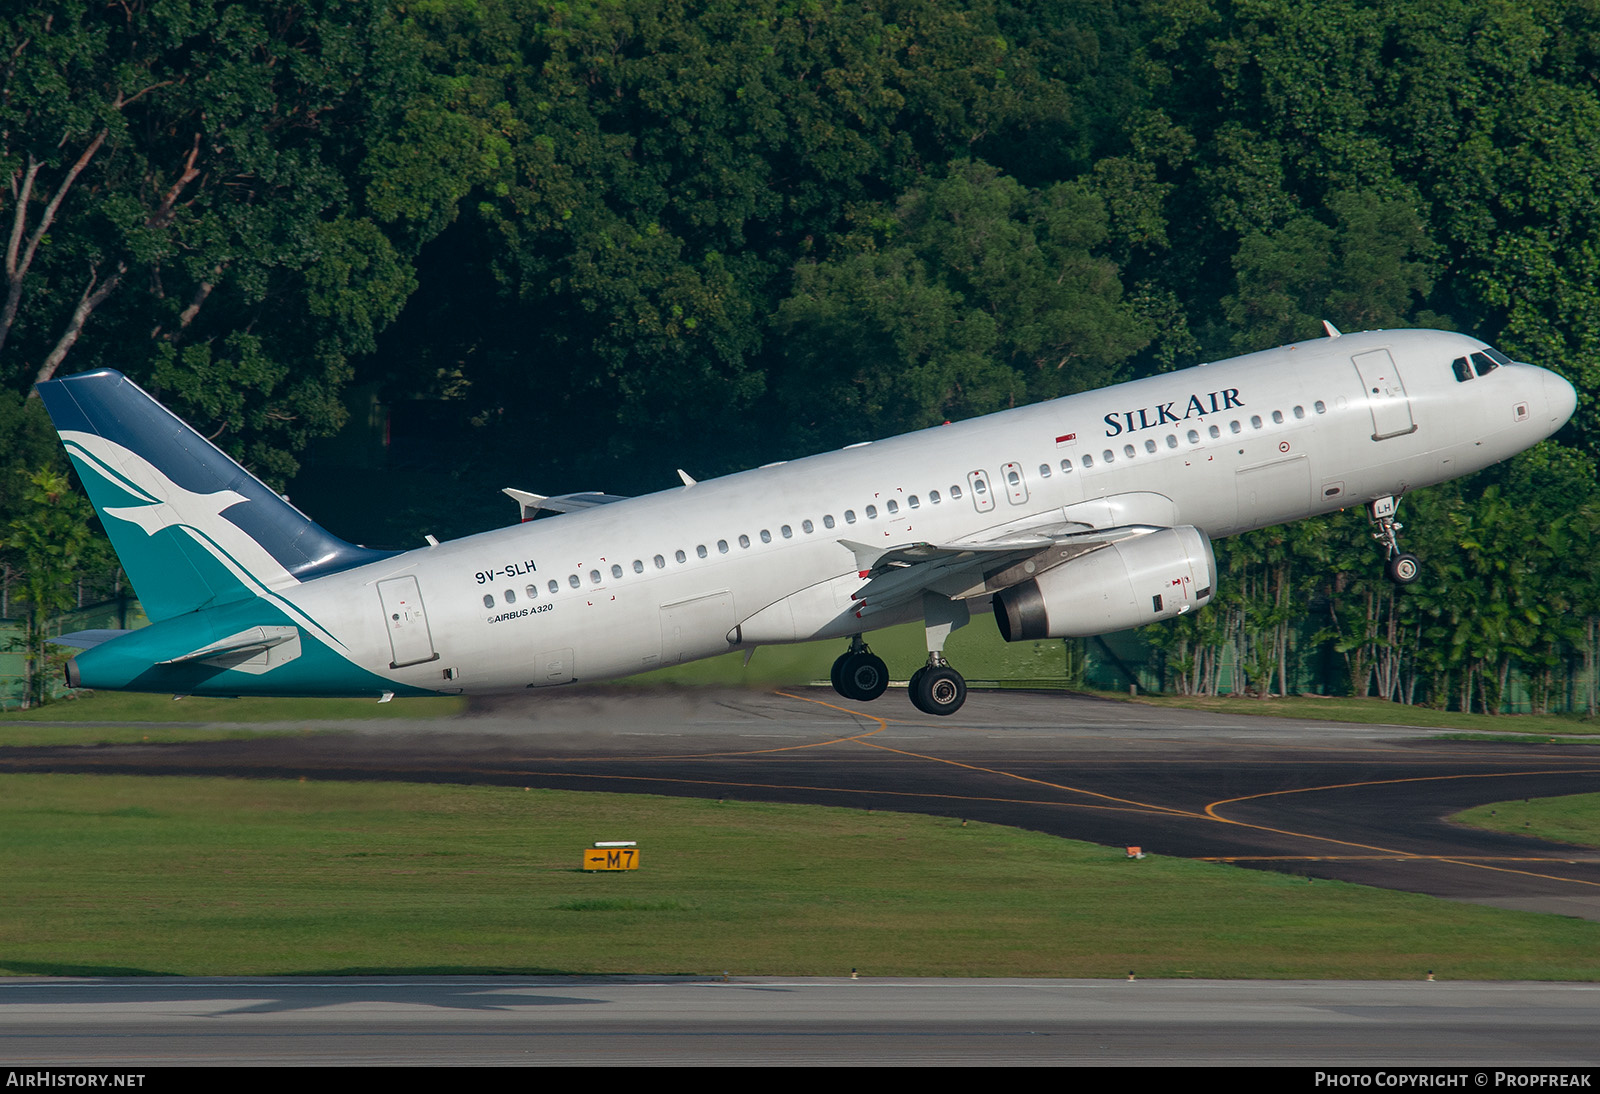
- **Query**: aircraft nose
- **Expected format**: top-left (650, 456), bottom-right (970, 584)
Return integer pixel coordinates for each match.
top-left (1544, 369), bottom-right (1577, 430)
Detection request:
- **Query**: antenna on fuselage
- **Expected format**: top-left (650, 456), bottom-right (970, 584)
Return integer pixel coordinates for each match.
top-left (1322, 320), bottom-right (1342, 338)
top-left (677, 469), bottom-right (698, 487)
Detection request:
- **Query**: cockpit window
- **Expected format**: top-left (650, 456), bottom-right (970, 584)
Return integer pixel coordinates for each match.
top-left (1470, 352), bottom-right (1499, 377)
top-left (1452, 356), bottom-right (1473, 383)
top-left (1482, 347), bottom-right (1513, 367)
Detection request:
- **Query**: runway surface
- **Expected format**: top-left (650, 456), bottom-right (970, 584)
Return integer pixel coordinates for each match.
top-left (2, 976), bottom-right (1597, 1066)
top-left (5, 686), bottom-right (1600, 919)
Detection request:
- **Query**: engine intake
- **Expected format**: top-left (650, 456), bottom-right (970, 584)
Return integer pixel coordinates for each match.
top-left (993, 526), bottom-right (1216, 640)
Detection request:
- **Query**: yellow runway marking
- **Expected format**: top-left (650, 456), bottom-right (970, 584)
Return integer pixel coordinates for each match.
top-left (776, 690), bottom-right (1600, 890)
top-left (780, 690), bottom-right (1205, 820)
top-left (1204, 771), bottom-right (1600, 889)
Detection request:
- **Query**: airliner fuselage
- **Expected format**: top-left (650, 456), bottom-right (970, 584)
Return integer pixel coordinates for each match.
top-left (44, 328), bottom-right (1576, 715)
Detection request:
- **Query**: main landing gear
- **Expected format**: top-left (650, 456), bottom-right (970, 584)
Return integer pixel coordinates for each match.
top-left (908, 657), bottom-right (967, 716)
top-left (830, 636), bottom-right (888, 702)
top-left (1369, 495), bottom-right (1420, 586)
top-left (827, 595), bottom-right (973, 716)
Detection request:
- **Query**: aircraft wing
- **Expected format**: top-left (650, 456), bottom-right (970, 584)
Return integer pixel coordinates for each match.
top-left (503, 488), bottom-right (631, 520)
top-left (843, 523), bottom-right (1169, 621)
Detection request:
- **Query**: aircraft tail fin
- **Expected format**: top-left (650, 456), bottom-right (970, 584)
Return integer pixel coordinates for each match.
top-left (36, 369), bottom-right (391, 622)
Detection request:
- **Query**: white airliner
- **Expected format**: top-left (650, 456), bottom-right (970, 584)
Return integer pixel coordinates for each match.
top-left (42, 326), bottom-right (1575, 715)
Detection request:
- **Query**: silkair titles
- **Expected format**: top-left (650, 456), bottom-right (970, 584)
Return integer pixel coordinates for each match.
top-left (1104, 389), bottom-right (1244, 437)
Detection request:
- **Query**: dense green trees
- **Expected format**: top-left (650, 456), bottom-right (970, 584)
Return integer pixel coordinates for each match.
top-left (3, 0), bottom-right (1599, 711)
top-left (0, 0), bottom-right (444, 481)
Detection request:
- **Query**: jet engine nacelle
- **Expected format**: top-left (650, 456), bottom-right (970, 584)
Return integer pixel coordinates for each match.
top-left (992, 526), bottom-right (1216, 641)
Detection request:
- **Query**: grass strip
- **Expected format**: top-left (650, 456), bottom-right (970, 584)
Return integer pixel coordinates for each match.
top-left (1453, 793), bottom-right (1600, 850)
top-left (3, 773), bottom-right (1598, 980)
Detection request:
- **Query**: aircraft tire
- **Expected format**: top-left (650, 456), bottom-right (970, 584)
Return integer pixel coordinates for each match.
top-left (830, 652), bottom-right (851, 697)
top-left (907, 667), bottom-right (930, 714)
top-left (1387, 552), bottom-right (1421, 586)
top-left (913, 666), bottom-right (966, 716)
top-left (841, 652), bottom-right (889, 702)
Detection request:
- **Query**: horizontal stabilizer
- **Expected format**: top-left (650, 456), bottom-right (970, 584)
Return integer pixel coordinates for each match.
top-left (49, 630), bottom-right (130, 651)
top-left (157, 625), bottom-right (300, 666)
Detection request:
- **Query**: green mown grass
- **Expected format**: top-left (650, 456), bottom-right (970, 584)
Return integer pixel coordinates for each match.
top-left (4, 774), bottom-right (1598, 980)
top-left (1453, 793), bottom-right (1600, 849)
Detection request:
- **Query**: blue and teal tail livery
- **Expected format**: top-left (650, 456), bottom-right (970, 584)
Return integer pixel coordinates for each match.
top-left (36, 370), bottom-right (391, 621)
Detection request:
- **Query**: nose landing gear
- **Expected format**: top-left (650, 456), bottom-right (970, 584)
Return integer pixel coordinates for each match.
top-left (1369, 496), bottom-right (1420, 586)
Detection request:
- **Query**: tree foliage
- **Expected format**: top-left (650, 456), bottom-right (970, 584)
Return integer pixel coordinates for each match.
top-left (2, 0), bottom-right (1599, 708)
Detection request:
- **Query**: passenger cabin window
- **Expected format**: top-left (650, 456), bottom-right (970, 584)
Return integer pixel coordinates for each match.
top-left (930, 490), bottom-right (942, 502)
top-left (590, 569), bottom-right (602, 584)
top-left (823, 515), bottom-right (835, 529)
top-left (504, 589), bottom-right (516, 603)
top-left (717, 539), bottom-right (729, 553)
top-left (738, 534), bottom-right (750, 548)
top-left (1166, 434), bottom-right (1178, 449)
top-left (886, 500), bottom-right (899, 514)
top-left (1230, 420), bottom-right (1242, 434)
top-left (1124, 444), bottom-right (1136, 458)
top-left (865, 505), bottom-right (877, 519)
top-left (696, 545), bottom-right (708, 558)
top-left (548, 579), bottom-right (559, 594)
top-left (1103, 449), bottom-right (1115, 463)
top-left (676, 549), bottom-right (687, 563)
top-left (526, 584), bottom-right (538, 599)
top-left (760, 529), bottom-right (771, 543)
top-left (1314, 400), bottom-right (1327, 414)
top-left (1250, 415), bottom-right (1262, 429)
top-left (568, 575), bottom-right (580, 588)
top-left (908, 496), bottom-right (920, 508)
top-left (611, 564), bottom-right (623, 579)
top-left (633, 560), bottom-right (644, 573)
top-left (1145, 439), bottom-right (1157, 453)
top-left (1039, 463), bottom-right (1051, 477)
top-left (1294, 406), bottom-right (1305, 418)
top-left (1209, 425), bottom-right (1221, 439)
top-left (950, 485), bottom-right (963, 499)
top-left (1188, 429), bottom-right (1200, 444)
top-left (780, 525), bottom-right (792, 538)
top-left (802, 519), bottom-right (814, 533)
top-left (654, 555), bottom-right (666, 569)
top-left (1082, 454), bottom-right (1094, 468)
top-left (1059, 460), bottom-right (1073, 473)
top-left (844, 510), bottom-right (856, 524)
top-left (483, 594), bottom-right (494, 608)
top-left (1272, 410), bottom-right (1284, 424)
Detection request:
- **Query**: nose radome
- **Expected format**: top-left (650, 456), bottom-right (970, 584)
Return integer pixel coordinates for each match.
top-left (1544, 369), bottom-right (1577, 429)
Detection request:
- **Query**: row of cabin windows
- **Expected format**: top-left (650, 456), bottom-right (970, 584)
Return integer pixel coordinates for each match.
top-left (479, 481), bottom-right (976, 609)
top-left (1041, 401), bottom-right (1328, 472)
top-left (479, 401), bottom-right (1333, 609)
